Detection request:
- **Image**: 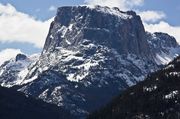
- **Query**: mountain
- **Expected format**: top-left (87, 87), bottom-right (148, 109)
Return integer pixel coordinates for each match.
top-left (87, 56), bottom-right (180, 119)
top-left (0, 53), bottom-right (39, 87)
top-left (0, 5), bottom-right (179, 118)
top-left (0, 86), bottom-right (74, 119)
top-left (146, 32), bottom-right (180, 65)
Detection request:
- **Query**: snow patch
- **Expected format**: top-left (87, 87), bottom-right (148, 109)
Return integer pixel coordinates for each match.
top-left (164, 90), bottom-right (178, 99)
top-left (21, 75), bottom-right (38, 85)
top-left (85, 5), bottom-right (133, 19)
top-left (58, 26), bottom-right (68, 38)
top-left (68, 24), bottom-right (73, 31)
top-left (155, 53), bottom-right (173, 65)
top-left (164, 64), bottom-right (174, 70)
top-left (0, 69), bottom-right (4, 75)
top-left (143, 85), bottom-right (157, 92)
top-left (16, 68), bottom-right (29, 84)
top-left (50, 34), bottom-right (54, 39)
top-left (155, 47), bottom-right (180, 65)
top-left (169, 72), bottom-right (180, 77)
top-left (39, 89), bottom-right (49, 99)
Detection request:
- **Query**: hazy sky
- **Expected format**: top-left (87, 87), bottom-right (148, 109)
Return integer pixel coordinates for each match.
top-left (0, 0), bottom-right (180, 55)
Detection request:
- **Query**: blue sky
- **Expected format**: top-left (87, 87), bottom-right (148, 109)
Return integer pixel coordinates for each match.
top-left (138, 0), bottom-right (180, 26)
top-left (0, 0), bottom-right (180, 55)
top-left (0, 0), bottom-right (84, 20)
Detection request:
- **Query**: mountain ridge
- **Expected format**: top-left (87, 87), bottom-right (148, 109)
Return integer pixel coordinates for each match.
top-left (87, 56), bottom-right (180, 119)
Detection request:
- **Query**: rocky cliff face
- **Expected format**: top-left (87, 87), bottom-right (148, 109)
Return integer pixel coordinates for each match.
top-left (0, 6), bottom-right (179, 118)
top-left (43, 6), bottom-right (150, 58)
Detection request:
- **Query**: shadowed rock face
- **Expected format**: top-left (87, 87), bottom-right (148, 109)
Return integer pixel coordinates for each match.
top-left (44, 6), bottom-right (150, 58)
top-left (15, 54), bottom-right (27, 61)
top-left (0, 5), bottom-right (179, 119)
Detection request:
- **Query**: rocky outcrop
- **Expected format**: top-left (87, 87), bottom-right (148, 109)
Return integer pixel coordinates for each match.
top-left (15, 54), bottom-right (27, 61)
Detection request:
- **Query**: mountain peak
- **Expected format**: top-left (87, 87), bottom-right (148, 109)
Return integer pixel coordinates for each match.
top-left (43, 5), bottom-right (150, 58)
top-left (56, 5), bottom-right (136, 18)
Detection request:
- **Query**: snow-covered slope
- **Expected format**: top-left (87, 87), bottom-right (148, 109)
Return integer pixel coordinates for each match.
top-left (147, 32), bottom-right (180, 65)
top-left (0, 6), bottom-right (179, 118)
top-left (0, 53), bottom-right (39, 87)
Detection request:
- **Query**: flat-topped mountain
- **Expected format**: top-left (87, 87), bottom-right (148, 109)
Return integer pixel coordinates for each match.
top-left (43, 6), bottom-right (151, 58)
top-left (0, 6), bottom-right (179, 118)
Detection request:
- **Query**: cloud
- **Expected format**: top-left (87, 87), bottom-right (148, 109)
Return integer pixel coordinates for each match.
top-left (138, 10), bottom-right (166, 23)
top-left (0, 3), bottom-right (53, 48)
top-left (0, 48), bottom-right (22, 65)
top-left (144, 21), bottom-right (180, 44)
top-left (84, 0), bottom-right (144, 10)
top-left (138, 10), bottom-right (180, 44)
top-left (49, 5), bottom-right (57, 11)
